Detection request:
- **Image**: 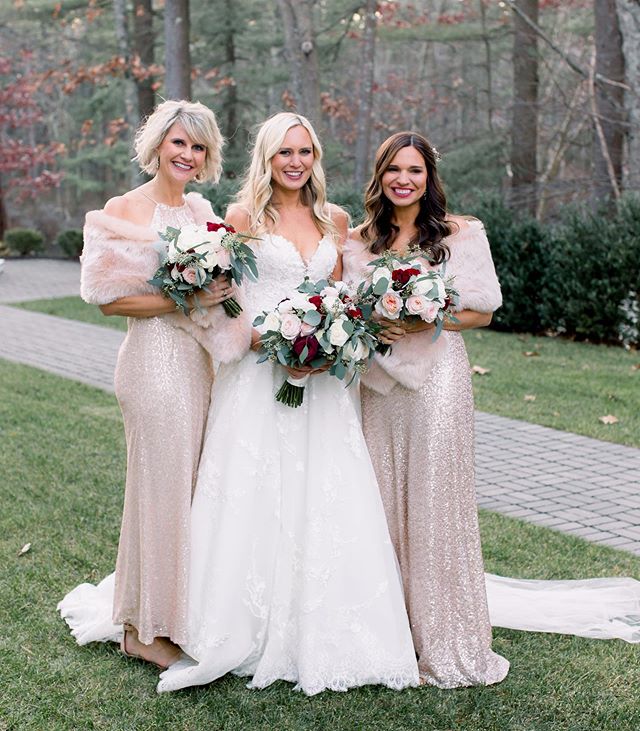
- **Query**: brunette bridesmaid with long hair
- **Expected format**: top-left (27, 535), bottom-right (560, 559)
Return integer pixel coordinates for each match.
top-left (343, 131), bottom-right (509, 688)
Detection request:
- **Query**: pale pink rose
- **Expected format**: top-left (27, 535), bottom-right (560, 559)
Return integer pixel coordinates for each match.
top-left (375, 290), bottom-right (403, 320)
top-left (300, 322), bottom-right (317, 336)
top-left (406, 294), bottom-right (428, 316)
top-left (183, 267), bottom-right (198, 285)
top-left (216, 247), bottom-right (231, 270)
top-left (421, 301), bottom-right (440, 322)
top-left (280, 313), bottom-right (302, 340)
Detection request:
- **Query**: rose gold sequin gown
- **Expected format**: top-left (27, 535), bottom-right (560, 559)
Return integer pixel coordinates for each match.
top-left (112, 202), bottom-right (214, 645)
top-left (361, 332), bottom-right (509, 688)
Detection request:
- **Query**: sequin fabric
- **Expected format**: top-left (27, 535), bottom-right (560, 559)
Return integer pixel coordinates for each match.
top-left (112, 202), bottom-right (214, 645)
top-left (361, 333), bottom-right (509, 688)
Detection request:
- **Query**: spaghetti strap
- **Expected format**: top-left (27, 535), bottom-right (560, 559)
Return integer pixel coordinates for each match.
top-left (137, 189), bottom-right (159, 205)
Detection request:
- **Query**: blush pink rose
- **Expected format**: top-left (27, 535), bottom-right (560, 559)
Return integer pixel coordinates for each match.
top-left (421, 301), bottom-right (440, 322)
top-left (405, 294), bottom-right (426, 315)
top-left (183, 267), bottom-right (198, 285)
top-left (216, 247), bottom-right (231, 270)
top-left (375, 290), bottom-right (403, 320)
top-left (280, 313), bottom-right (302, 340)
top-left (300, 321), bottom-right (317, 336)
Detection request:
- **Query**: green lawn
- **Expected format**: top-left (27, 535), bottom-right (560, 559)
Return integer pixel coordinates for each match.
top-left (1, 358), bottom-right (640, 731)
top-left (10, 296), bottom-right (640, 447)
top-left (463, 328), bottom-right (640, 448)
top-left (12, 296), bottom-right (128, 331)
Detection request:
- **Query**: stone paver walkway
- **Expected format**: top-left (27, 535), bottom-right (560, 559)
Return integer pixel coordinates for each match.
top-left (2, 258), bottom-right (639, 556)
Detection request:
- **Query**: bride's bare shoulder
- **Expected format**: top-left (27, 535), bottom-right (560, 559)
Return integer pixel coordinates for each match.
top-left (225, 204), bottom-right (251, 231)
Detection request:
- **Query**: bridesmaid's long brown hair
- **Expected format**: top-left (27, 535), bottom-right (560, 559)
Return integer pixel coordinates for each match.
top-left (361, 132), bottom-right (452, 263)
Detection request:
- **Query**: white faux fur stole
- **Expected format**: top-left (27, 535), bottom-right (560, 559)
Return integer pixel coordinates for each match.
top-left (80, 191), bottom-right (251, 363)
top-left (342, 219), bottom-right (502, 395)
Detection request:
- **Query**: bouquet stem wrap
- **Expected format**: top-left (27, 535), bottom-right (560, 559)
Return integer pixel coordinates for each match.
top-left (276, 374), bottom-right (309, 408)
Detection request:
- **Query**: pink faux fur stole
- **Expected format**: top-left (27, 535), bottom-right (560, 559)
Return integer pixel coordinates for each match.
top-left (342, 219), bottom-right (502, 395)
top-left (80, 191), bottom-right (251, 363)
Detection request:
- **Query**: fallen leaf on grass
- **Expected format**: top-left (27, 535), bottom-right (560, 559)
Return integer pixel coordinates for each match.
top-left (632, 364), bottom-right (640, 371)
top-left (599, 415), bottom-right (619, 425)
top-left (524, 394), bottom-right (536, 402)
top-left (471, 365), bottom-right (490, 375)
top-left (523, 351), bottom-right (540, 357)
top-left (17, 542), bottom-right (31, 556)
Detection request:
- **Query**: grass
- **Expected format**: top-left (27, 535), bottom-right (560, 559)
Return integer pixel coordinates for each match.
top-left (11, 296), bottom-right (640, 448)
top-left (463, 329), bottom-right (640, 448)
top-left (1, 358), bottom-right (640, 730)
top-left (12, 296), bottom-right (128, 331)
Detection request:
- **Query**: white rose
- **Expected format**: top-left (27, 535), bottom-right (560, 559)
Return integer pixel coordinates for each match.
top-left (176, 224), bottom-right (205, 251)
top-left (280, 313), bottom-right (302, 340)
top-left (199, 245), bottom-right (219, 271)
top-left (412, 276), bottom-right (431, 296)
top-left (289, 293), bottom-right (316, 313)
top-left (328, 319), bottom-right (350, 347)
top-left (262, 312), bottom-right (282, 333)
top-left (277, 298), bottom-right (294, 314)
top-left (372, 266), bottom-right (392, 285)
top-left (343, 338), bottom-right (368, 362)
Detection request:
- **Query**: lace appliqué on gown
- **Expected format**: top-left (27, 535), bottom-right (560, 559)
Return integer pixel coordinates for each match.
top-left (156, 234), bottom-right (420, 695)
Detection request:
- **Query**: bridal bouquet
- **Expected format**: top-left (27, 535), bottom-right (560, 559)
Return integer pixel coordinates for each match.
top-left (149, 221), bottom-right (258, 317)
top-left (253, 278), bottom-right (378, 408)
top-left (357, 251), bottom-right (459, 353)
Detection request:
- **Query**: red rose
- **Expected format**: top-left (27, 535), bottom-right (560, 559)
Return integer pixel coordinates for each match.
top-left (347, 307), bottom-right (363, 319)
top-left (309, 295), bottom-right (323, 310)
top-left (207, 221), bottom-right (236, 233)
top-left (293, 335), bottom-right (319, 364)
top-left (176, 263), bottom-right (186, 272)
top-left (391, 267), bottom-right (421, 286)
top-left (443, 296), bottom-right (451, 311)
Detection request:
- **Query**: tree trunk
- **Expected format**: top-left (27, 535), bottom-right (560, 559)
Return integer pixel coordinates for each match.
top-left (353, 0), bottom-right (377, 189)
top-left (275, 0), bottom-right (321, 125)
top-left (164, 0), bottom-right (191, 100)
top-left (0, 177), bottom-right (8, 240)
top-left (479, 0), bottom-right (494, 133)
top-left (132, 0), bottom-right (155, 120)
top-left (593, 0), bottom-right (625, 203)
top-left (616, 0), bottom-right (640, 193)
top-left (510, 0), bottom-right (539, 215)
top-left (113, 0), bottom-right (142, 187)
top-left (222, 0), bottom-right (239, 163)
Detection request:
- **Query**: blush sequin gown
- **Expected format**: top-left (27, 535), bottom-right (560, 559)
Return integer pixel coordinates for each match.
top-left (361, 333), bottom-right (509, 688)
top-left (112, 201), bottom-right (213, 645)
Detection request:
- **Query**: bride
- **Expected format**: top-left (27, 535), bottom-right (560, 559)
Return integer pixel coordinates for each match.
top-left (155, 112), bottom-right (419, 694)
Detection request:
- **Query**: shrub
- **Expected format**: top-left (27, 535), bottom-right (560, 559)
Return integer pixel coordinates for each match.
top-left (4, 228), bottom-right (44, 256)
top-left (540, 199), bottom-right (640, 345)
top-left (55, 229), bottom-right (83, 258)
top-left (467, 197), bottom-right (548, 334)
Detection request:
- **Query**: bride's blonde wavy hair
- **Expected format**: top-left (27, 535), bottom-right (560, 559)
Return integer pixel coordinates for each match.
top-left (234, 112), bottom-right (338, 242)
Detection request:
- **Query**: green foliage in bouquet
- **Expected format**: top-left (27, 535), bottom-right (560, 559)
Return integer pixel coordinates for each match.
top-left (55, 229), bottom-right (84, 259)
top-left (5, 228), bottom-right (44, 257)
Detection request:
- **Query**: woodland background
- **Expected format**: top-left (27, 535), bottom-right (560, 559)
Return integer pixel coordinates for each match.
top-left (2, 0), bottom-right (640, 342)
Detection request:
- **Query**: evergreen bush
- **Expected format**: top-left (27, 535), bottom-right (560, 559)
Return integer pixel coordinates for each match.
top-left (540, 199), bottom-right (640, 345)
top-left (55, 229), bottom-right (84, 258)
top-left (4, 228), bottom-right (44, 256)
top-left (468, 197), bottom-right (548, 334)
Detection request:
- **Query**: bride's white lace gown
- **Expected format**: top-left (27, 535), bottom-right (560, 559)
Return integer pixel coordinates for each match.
top-left (156, 233), bottom-right (420, 694)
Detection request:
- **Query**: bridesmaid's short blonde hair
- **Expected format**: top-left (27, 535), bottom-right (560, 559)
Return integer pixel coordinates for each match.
top-left (133, 100), bottom-right (224, 183)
